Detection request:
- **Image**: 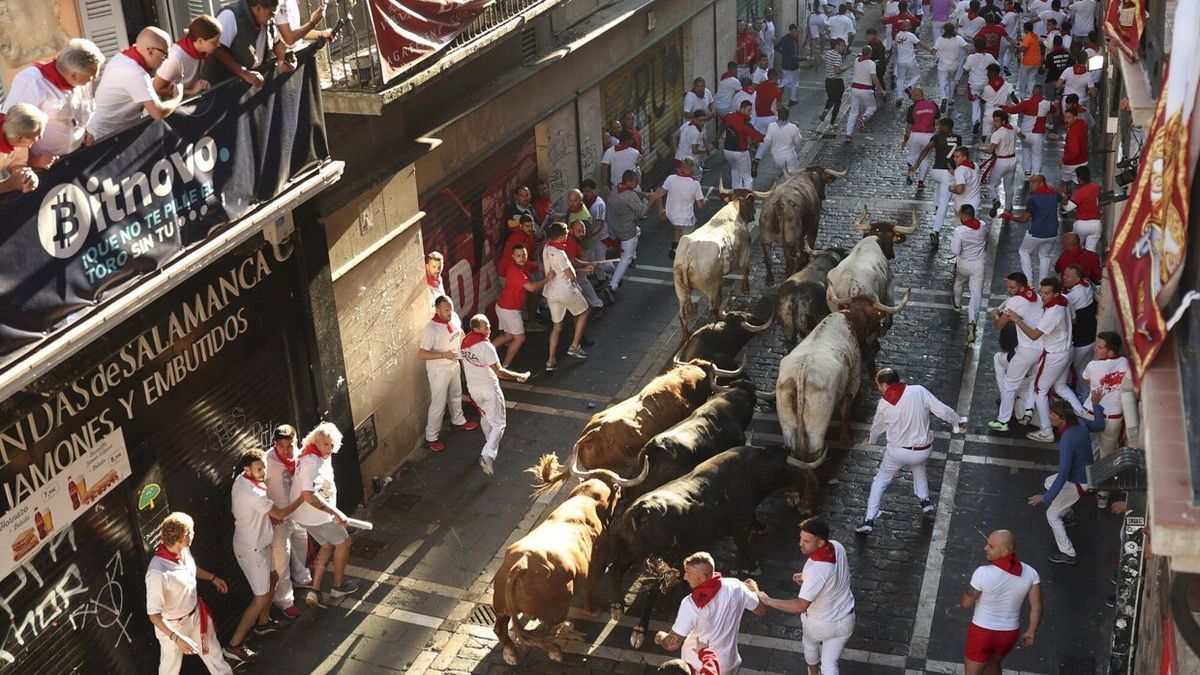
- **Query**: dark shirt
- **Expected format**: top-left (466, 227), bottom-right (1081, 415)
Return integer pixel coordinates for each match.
top-left (931, 132), bottom-right (963, 170)
top-left (1045, 48), bottom-right (1072, 83)
top-left (1025, 189), bottom-right (1060, 238)
top-left (868, 40), bottom-right (888, 81)
top-left (1044, 407), bottom-right (1105, 503)
top-left (777, 34), bottom-right (802, 71)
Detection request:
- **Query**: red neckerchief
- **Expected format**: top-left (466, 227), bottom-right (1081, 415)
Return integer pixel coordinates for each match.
top-left (461, 331), bottom-right (488, 350)
top-left (177, 36), bottom-right (207, 62)
top-left (1029, 93), bottom-right (1044, 106)
top-left (155, 543), bottom-right (183, 564)
top-left (274, 445), bottom-right (297, 475)
top-left (298, 442), bottom-right (325, 460)
top-left (1018, 287), bottom-right (1038, 302)
top-left (961, 218), bottom-right (982, 230)
top-left (721, 69), bottom-right (737, 80)
top-left (1073, 64), bottom-right (1087, 75)
top-left (242, 472), bottom-right (266, 491)
top-left (690, 119), bottom-right (705, 129)
top-left (431, 314), bottom-right (454, 333)
top-left (677, 170), bottom-right (693, 178)
top-left (958, 159), bottom-right (976, 170)
top-left (546, 240), bottom-right (569, 251)
top-left (988, 75), bottom-right (1006, 90)
top-left (617, 183), bottom-right (634, 193)
top-left (691, 574), bottom-right (723, 609)
top-left (1044, 293), bottom-right (1069, 308)
top-left (857, 54), bottom-right (872, 62)
top-left (696, 648), bottom-right (721, 675)
top-left (1062, 277), bottom-right (1086, 292)
top-left (614, 142), bottom-right (631, 151)
top-left (568, 203), bottom-right (584, 214)
top-left (741, 86), bottom-right (755, 93)
top-left (999, 122), bottom-right (1014, 130)
top-left (882, 383), bottom-right (907, 405)
top-left (0, 116), bottom-right (13, 154)
top-left (1032, 185), bottom-right (1056, 194)
top-left (992, 552), bottom-right (1023, 576)
top-left (121, 45), bottom-right (152, 73)
top-left (426, 273), bottom-right (441, 289)
top-left (35, 60), bottom-right (73, 91)
top-left (809, 541), bottom-right (837, 562)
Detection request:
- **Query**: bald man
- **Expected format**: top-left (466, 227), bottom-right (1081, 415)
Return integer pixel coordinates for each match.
top-left (90, 27), bottom-right (182, 139)
top-left (960, 530), bottom-right (1042, 675)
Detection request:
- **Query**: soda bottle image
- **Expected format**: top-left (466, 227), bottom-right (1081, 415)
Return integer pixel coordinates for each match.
top-left (77, 477), bottom-right (88, 503)
top-left (34, 510), bottom-right (46, 539)
top-left (43, 510), bottom-right (54, 533)
top-left (68, 477), bottom-right (81, 509)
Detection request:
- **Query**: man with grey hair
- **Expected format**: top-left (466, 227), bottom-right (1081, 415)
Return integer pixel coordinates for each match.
top-left (607, 170), bottom-right (664, 295)
top-left (89, 27), bottom-right (183, 140)
top-left (0, 103), bottom-right (52, 194)
top-left (2, 38), bottom-right (105, 156)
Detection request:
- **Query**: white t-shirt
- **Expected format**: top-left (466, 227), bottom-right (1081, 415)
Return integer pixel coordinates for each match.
top-left (1042, 30), bottom-right (1072, 51)
top-left (828, 15), bottom-right (856, 42)
top-left (761, 121), bottom-right (802, 162)
top-left (1004, 293), bottom-right (1044, 349)
top-left (676, 122), bottom-right (705, 162)
top-left (715, 75), bottom-right (741, 114)
top-left (587, 195), bottom-right (607, 227)
top-left (951, 222), bottom-right (989, 262)
top-left (964, 52), bottom-right (998, 88)
top-left (799, 540), bottom-right (855, 623)
top-left (981, 80), bottom-right (1014, 115)
top-left (1060, 67), bottom-right (1093, 100)
top-left (990, 126), bottom-right (1018, 156)
top-left (156, 42), bottom-right (205, 89)
top-left (751, 67), bottom-right (770, 85)
top-left (218, 8), bottom-right (270, 67)
top-left (263, 446), bottom-right (297, 508)
top-left (1065, 282), bottom-right (1095, 320)
top-left (275, 0), bottom-right (308, 48)
top-left (959, 15), bottom-right (986, 38)
top-left (662, 173), bottom-right (704, 226)
top-left (231, 474), bottom-right (274, 550)
top-left (420, 315), bottom-right (464, 368)
top-left (935, 35), bottom-right (968, 70)
top-left (952, 163), bottom-right (981, 209)
top-left (1038, 10), bottom-right (1067, 34)
top-left (89, 51), bottom-right (158, 140)
top-left (2, 66), bottom-right (95, 156)
top-left (1035, 302), bottom-right (1071, 354)
top-left (894, 31), bottom-right (920, 64)
top-left (1027, 0), bottom-right (1050, 33)
top-left (851, 58), bottom-right (877, 87)
top-left (290, 454), bottom-right (337, 527)
top-left (732, 88), bottom-right (756, 114)
top-left (460, 336), bottom-right (501, 394)
top-left (969, 562), bottom-right (1040, 631)
top-left (145, 548), bottom-right (199, 633)
top-left (808, 14), bottom-right (829, 39)
top-left (868, 384), bottom-right (963, 449)
top-left (1069, 0), bottom-right (1098, 35)
top-left (1083, 356), bottom-right (1130, 416)
top-left (1001, 10), bottom-right (1021, 37)
top-left (670, 577), bottom-right (760, 672)
top-left (684, 89), bottom-right (713, 116)
top-left (542, 245), bottom-right (579, 301)
top-left (601, 146), bottom-right (641, 188)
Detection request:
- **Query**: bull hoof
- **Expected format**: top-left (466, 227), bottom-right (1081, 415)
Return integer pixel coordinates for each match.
top-left (785, 490), bottom-right (801, 508)
top-left (502, 646), bottom-right (519, 665)
top-left (548, 647), bottom-right (565, 663)
top-left (630, 628), bottom-right (645, 649)
top-left (610, 605), bottom-right (624, 622)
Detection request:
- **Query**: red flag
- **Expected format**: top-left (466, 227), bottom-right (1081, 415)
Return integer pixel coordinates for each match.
top-left (1103, 0), bottom-right (1146, 62)
top-left (367, 0), bottom-right (494, 84)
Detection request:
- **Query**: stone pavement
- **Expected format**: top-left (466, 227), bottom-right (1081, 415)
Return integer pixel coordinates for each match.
top-left (230, 8), bottom-right (1120, 675)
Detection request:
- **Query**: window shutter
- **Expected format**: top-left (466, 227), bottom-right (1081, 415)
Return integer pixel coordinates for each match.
top-left (80, 0), bottom-right (130, 59)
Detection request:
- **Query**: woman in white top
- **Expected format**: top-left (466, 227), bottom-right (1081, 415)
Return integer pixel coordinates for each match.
top-left (276, 0), bottom-right (335, 48)
top-left (154, 15), bottom-right (223, 100)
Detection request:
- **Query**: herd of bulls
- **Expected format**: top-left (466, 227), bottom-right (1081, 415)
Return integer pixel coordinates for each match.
top-left (491, 165), bottom-right (924, 666)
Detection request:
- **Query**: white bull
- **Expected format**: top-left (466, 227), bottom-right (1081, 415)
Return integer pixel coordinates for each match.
top-left (824, 208), bottom-right (918, 319)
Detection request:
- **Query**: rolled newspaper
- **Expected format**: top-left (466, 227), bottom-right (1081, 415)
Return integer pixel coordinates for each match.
top-left (346, 517), bottom-right (374, 531)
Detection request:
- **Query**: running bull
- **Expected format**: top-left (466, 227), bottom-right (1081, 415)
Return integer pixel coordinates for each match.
top-left (776, 245), bottom-right (846, 347)
top-left (825, 207), bottom-right (918, 333)
top-left (757, 165), bottom-right (847, 285)
top-left (674, 294), bottom-right (775, 369)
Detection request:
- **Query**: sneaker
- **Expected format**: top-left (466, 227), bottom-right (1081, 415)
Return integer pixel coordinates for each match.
top-left (844, 134), bottom-right (853, 143)
top-left (953, 303), bottom-right (962, 313)
top-left (987, 419), bottom-right (1010, 431)
top-left (1047, 551), bottom-right (1078, 565)
top-left (1097, 492), bottom-right (1110, 509)
top-left (525, 321), bottom-right (547, 333)
top-left (252, 619), bottom-right (282, 636)
top-left (967, 322), bottom-right (976, 344)
top-left (456, 421), bottom-right (479, 432)
top-left (280, 606), bottom-right (301, 620)
top-left (1105, 594), bottom-right (1117, 608)
top-left (223, 645), bottom-right (257, 663)
top-left (329, 580), bottom-right (361, 599)
top-left (303, 590), bottom-right (324, 608)
top-left (545, 360), bottom-right (557, 372)
top-left (567, 345), bottom-right (588, 359)
top-left (939, 100), bottom-right (947, 113)
top-left (855, 519), bottom-right (874, 534)
top-left (857, 116), bottom-right (867, 131)
top-left (480, 456), bottom-right (495, 476)
top-left (1026, 429), bottom-right (1055, 443)
top-left (426, 440), bottom-right (445, 453)
top-left (917, 180), bottom-right (925, 190)
top-left (1017, 409), bottom-right (1034, 425)
top-left (906, 173), bottom-right (913, 186)
top-left (930, 231), bottom-right (940, 249)
top-left (920, 499), bottom-right (936, 514)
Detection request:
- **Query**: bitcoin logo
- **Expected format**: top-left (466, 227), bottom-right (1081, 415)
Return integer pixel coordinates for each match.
top-left (37, 183), bottom-right (92, 259)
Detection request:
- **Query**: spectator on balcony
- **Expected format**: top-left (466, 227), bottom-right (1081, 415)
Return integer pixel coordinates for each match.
top-left (2, 38), bottom-right (104, 157)
top-left (155, 14), bottom-right (224, 100)
top-left (204, 0), bottom-right (295, 87)
top-left (89, 27), bottom-right (180, 141)
top-left (276, 0), bottom-right (334, 48)
top-left (0, 104), bottom-right (53, 194)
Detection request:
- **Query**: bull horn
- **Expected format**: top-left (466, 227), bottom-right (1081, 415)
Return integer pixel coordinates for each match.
top-left (718, 177), bottom-right (732, 196)
top-left (711, 352), bottom-right (748, 378)
top-left (740, 312), bottom-right (774, 333)
top-left (672, 349), bottom-right (687, 367)
top-left (802, 240), bottom-right (818, 258)
top-left (751, 189), bottom-right (773, 199)
top-left (754, 388), bottom-right (777, 401)
top-left (894, 210), bottom-right (919, 234)
top-left (851, 205), bottom-right (870, 231)
top-left (786, 448), bottom-right (829, 470)
top-left (716, 305), bottom-right (728, 320)
top-left (824, 168), bottom-right (847, 178)
top-left (873, 288), bottom-right (913, 314)
top-left (611, 455), bottom-right (650, 488)
top-left (830, 294), bottom-right (855, 308)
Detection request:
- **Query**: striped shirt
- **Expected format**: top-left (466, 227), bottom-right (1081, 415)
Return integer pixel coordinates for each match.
top-left (824, 49), bottom-right (845, 79)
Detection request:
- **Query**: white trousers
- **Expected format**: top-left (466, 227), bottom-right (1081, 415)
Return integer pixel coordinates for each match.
top-left (1021, 132), bottom-right (1045, 175)
top-left (1043, 473), bottom-right (1080, 556)
top-left (845, 88), bottom-right (877, 135)
top-left (997, 346), bottom-right (1041, 422)
top-left (895, 60), bottom-right (921, 99)
top-left (769, 150), bottom-right (800, 173)
top-left (610, 232), bottom-right (639, 290)
top-left (1073, 218), bottom-right (1102, 252)
top-left (753, 114), bottom-right (776, 136)
top-left (781, 68), bottom-right (801, 102)
top-left (937, 67), bottom-right (957, 103)
top-left (425, 362), bottom-right (466, 441)
top-left (1018, 233), bottom-right (1056, 286)
top-left (866, 446), bottom-right (933, 520)
top-left (724, 149), bottom-right (753, 189)
top-left (272, 519), bottom-right (312, 608)
top-left (986, 157), bottom-right (1018, 210)
top-left (1031, 350), bottom-right (1082, 431)
top-left (1097, 413), bottom-right (1124, 457)
top-left (969, 83), bottom-right (985, 124)
top-left (907, 132), bottom-right (934, 179)
top-left (156, 610), bottom-right (233, 675)
top-left (802, 613), bottom-right (856, 674)
top-left (471, 387), bottom-right (507, 461)
top-left (954, 257), bottom-right (986, 320)
top-left (577, 270), bottom-right (604, 309)
top-left (932, 168), bottom-right (954, 232)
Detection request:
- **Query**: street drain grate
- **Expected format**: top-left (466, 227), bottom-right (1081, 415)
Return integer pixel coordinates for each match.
top-left (351, 536), bottom-right (387, 560)
top-left (379, 492), bottom-right (422, 513)
top-left (465, 603), bottom-right (496, 626)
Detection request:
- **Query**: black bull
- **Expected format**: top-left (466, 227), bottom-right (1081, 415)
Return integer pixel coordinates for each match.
top-left (777, 248), bottom-right (846, 346)
top-left (758, 166), bottom-right (846, 285)
top-left (607, 445), bottom-right (795, 649)
top-left (674, 294), bottom-right (776, 368)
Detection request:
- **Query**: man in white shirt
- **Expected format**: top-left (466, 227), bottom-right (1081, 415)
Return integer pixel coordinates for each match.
top-left (1038, 1), bottom-right (1067, 38)
top-left (957, 1), bottom-right (987, 39)
top-left (1061, 264), bottom-right (1097, 399)
top-left (755, 106), bottom-right (803, 173)
top-left (145, 512), bottom-right (235, 674)
top-left (951, 205), bottom-right (989, 344)
top-left (684, 77), bottom-right (715, 124)
top-left (418, 296), bottom-right (477, 452)
top-left (977, 110), bottom-right (1018, 216)
top-left (290, 423), bottom-right (361, 605)
top-left (950, 146), bottom-right (982, 215)
top-left (891, 24), bottom-right (931, 104)
top-left (934, 25), bottom-right (969, 108)
top-left (1006, 277), bottom-right (1084, 442)
top-left (1082, 332), bottom-right (1133, 462)
top-left (1058, 53), bottom-right (1097, 113)
top-left (845, 46), bottom-right (883, 142)
top-left (542, 222), bottom-right (592, 371)
top-left (962, 40), bottom-right (998, 134)
top-left (1027, 0), bottom-right (1050, 34)
top-left (988, 272), bottom-right (1043, 430)
top-left (857, 368), bottom-right (966, 534)
top-left (661, 161), bottom-right (706, 242)
top-left (262, 425), bottom-right (313, 618)
top-left (1068, 0), bottom-right (1098, 38)
top-left (460, 315), bottom-right (530, 475)
top-left (275, 0), bottom-right (334, 47)
top-left (761, 9), bottom-right (777, 67)
top-left (714, 62), bottom-right (742, 117)
top-left (224, 450), bottom-right (303, 662)
top-left (828, 5), bottom-right (857, 45)
top-left (978, 64), bottom-right (1015, 139)
top-left (89, 27), bottom-right (179, 141)
top-left (960, 530), bottom-right (1041, 675)
top-left (2, 38), bottom-right (104, 157)
top-left (654, 552), bottom-right (766, 672)
top-left (755, 518), bottom-right (855, 674)
top-left (601, 130), bottom-right (642, 192)
top-left (675, 111), bottom-right (710, 176)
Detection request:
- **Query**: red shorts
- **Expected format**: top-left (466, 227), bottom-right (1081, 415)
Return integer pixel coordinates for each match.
top-left (964, 622), bottom-right (1020, 662)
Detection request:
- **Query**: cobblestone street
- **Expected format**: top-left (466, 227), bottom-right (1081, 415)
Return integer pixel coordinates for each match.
top-left (239, 9), bottom-right (1120, 675)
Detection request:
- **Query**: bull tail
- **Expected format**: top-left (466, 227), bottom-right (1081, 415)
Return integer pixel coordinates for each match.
top-left (778, 295), bottom-right (797, 344)
top-left (527, 454), bottom-right (569, 498)
top-left (635, 556), bottom-right (682, 595)
top-left (777, 369), bottom-right (804, 455)
top-left (673, 243), bottom-right (695, 333)
top-left (504, 556), bottom-right (581, 651)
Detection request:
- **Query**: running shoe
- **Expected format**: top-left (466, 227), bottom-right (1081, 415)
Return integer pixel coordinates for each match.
top-left (252, 619), bottom-right (282, 636)
top-left (1026, 429), bottom-right (1055, 443)
top-left (920, 499), bottom-right (936, 514)
top-left (223, 645), bottom-right (258, 663)
top-left (426, 440), bottom-right (445, 453)
top-left (987, 419), bottom-right (1009, 431)
top-left (967, 322), bottom-right (976, 344)
top-left (1047, 551), bottom-right (1078, 565)
top-left (330, 580), bottom-right (361, 599)
top-left (455, 421), bottom-right (479, 431)
top-left (567, 345), bottom-right (588, 359)
top-left (855, 519), bottom-right (874, 534)
top-left (545, 360), bottom-right (557, 372)
top-left (280, 606), bottom-right (301, 620)
top-left (480, 457), bottom-right (495, 476)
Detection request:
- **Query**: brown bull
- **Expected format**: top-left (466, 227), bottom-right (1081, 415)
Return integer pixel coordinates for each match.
top-left (493, 465), bottom-right (637, 665)
top-left (757, 165), bottom-right (846, 285)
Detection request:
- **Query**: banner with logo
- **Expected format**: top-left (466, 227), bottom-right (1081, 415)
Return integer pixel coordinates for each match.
top-left (0, 50), bottom-right (328, 356)
top-left (1107, 2), bottom-right (1198, 386)
top-left (366, 0), bottom-right (495, 84)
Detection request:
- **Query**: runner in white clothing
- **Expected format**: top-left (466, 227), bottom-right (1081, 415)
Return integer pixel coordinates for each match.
top-left (891, 26), bottom-right (932, 104)
top-left (460, 314), bottom-right (530, 476)
top-left (988, 272), bottom-right (1043, 430)
top-left (290, 423), bottom-right (361, 606)
top-left (857, 368), bottom-right (966, 534)
top-left (262, 424), bottom-right (313, 617)
top-left (976, 110), bottom-right (1018, 216)
top-left (951, 204), bottom-right (989, 344)
top-left (1082, 332), bottom-right (1133, 462)
top-left (1006, 277), bottom-right (1083, 442)
top-left (755, 517), bottom-right (855, 675)
top-left (962, 41), bottom-right (997, 134)
top-left (418, 296), bottom-right (478, 452)
top-left (950, 146), bottom-right (982, 213)
top-left (933, 26), bottom-right (969, 108)
top-left (755, 106), bottom-right (803, 172)
top-left (845, 47), bottom-right (883, 141)
top-left (960, 530), bottom-right (1042, 675)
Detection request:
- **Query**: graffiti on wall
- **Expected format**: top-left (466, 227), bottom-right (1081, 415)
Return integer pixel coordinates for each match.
top-left (600, 30), bottom-right (684, 181)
